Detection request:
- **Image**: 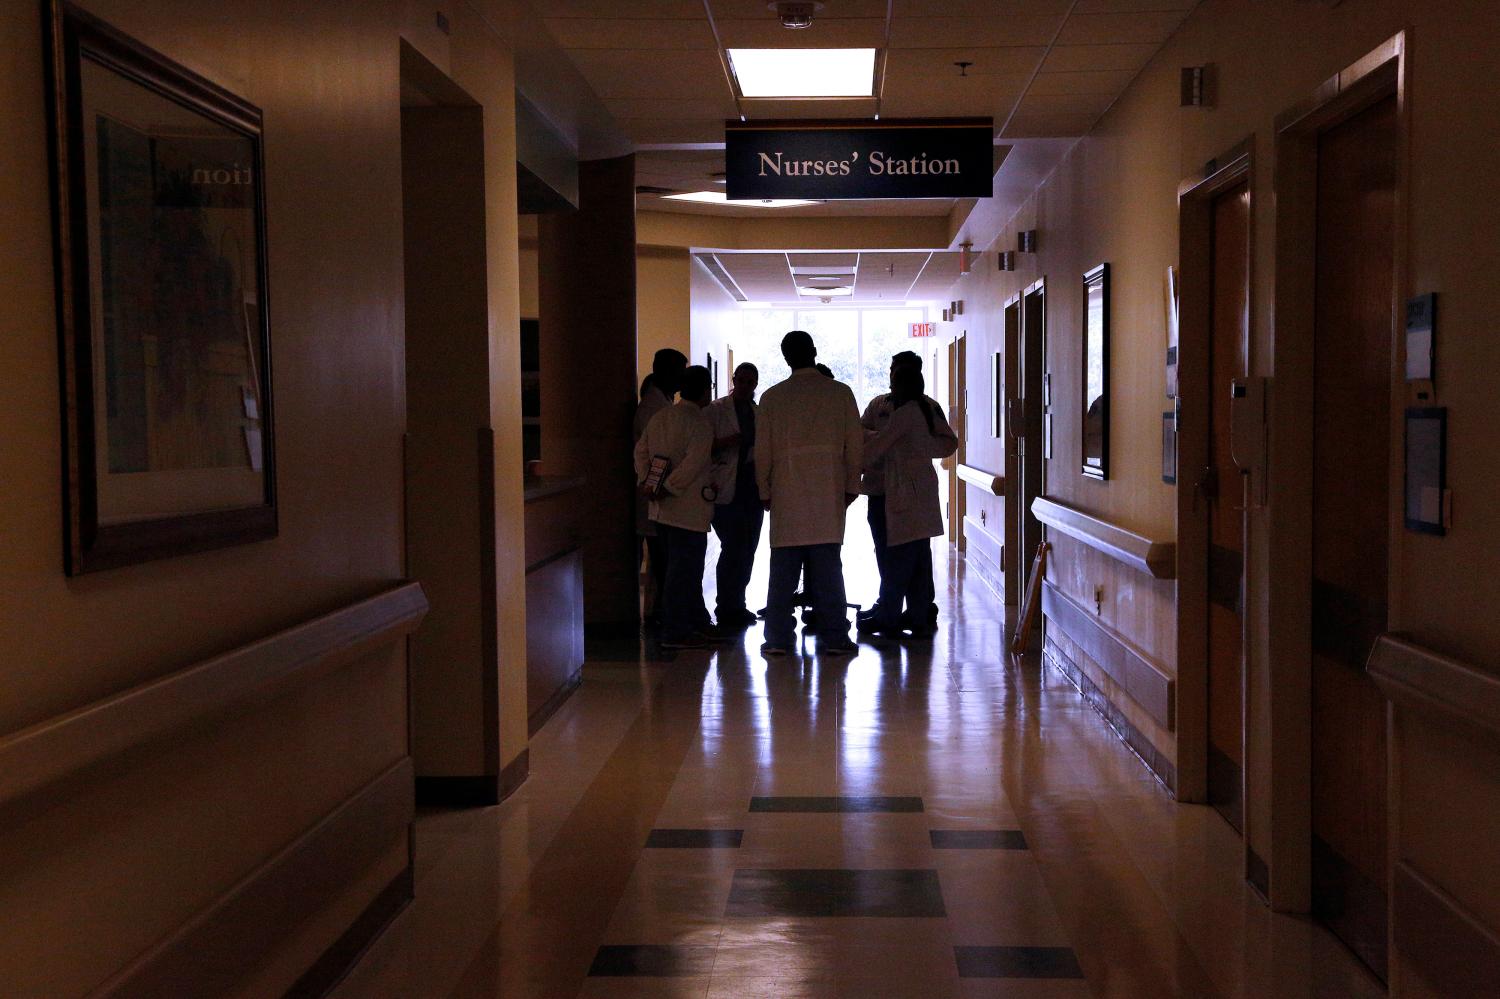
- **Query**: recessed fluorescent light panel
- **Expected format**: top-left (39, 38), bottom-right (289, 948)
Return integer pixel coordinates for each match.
top-left (797, 286), bottom-right (853, 296)
top-left (663, 191), bottom-right (818, 208)
top-left (727, 48), bottom-right (876, 99)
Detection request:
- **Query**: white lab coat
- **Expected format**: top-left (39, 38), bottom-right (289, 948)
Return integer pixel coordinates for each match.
top-left (755, 368), bottom-right (863, 548)
top-left (861, 392), bottom-right (953, 495)
top-left (862, 399), bottom-right (959, 547)
top-left (705, 394), bottom-right (757, 505)
top-left (632, 383), bottom-right (672, 534)
top-left (634, 400), bottom-right (714, 532)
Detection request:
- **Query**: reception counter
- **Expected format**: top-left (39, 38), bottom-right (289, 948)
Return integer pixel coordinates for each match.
top-left (523, 475), bottom-right (586, 734)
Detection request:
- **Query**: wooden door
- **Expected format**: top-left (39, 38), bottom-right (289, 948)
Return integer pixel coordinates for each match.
top-left (1018, 284), bottom-right (1046, 600)
top-left (947, 335), bottom-right (967, 542)
top-left (1002, 299), bottom-right (1021, 604)
top-left (1206, 182), bottom-right (1250, 832)
top-left (1310, 94), bottom-right (1396, 981)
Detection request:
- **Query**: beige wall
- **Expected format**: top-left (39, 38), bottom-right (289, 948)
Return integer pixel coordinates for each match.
top-left (942, 0), bottom-right (1500, 978)
top-left (689, 255), bottom-right (740, 396)
top-left (637, 245), bottom-right (691, 383)
top-left (0, 0), bottom-right (530, 990)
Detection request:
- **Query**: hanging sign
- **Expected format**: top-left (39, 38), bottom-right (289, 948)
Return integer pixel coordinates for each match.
top-left (909, 322), bottom-right (936, 338)
top-left (725, 118), bottom-right (994, 201)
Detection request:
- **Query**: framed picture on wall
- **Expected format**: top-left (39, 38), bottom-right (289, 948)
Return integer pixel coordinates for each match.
top-left (45, 2), bottom-right (276, 574)
top-left (1081, 263), bottom-right (1110, 480)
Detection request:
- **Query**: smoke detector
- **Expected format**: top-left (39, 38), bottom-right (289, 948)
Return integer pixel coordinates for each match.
top-left (769, 1), bottom-right (824, 29)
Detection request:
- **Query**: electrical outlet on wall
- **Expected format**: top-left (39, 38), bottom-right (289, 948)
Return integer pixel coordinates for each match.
top-left (1093, 585), bottom-right (1104, 614)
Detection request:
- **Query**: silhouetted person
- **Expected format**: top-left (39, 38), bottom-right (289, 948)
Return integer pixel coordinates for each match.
top-left (755, 331), bottom-right (862, 657)
top-left (858, 368), bottom-right (958, 638)
top-left (633, 347), bottom-right (688, 625)
top-left (634, 365), bottom-right (722, 649)
top-left (707, 362), bottom-right (763, 629)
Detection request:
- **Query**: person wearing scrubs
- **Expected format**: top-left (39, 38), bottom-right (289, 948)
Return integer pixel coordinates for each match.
top-left (634, 365), bottom-right (721, 649)
top-left (857, 367), bottom-right (959, 638)
top-left (706, 362), bottom-right (762, 629)
top-left (755, 331), bottom-right (863, 657)
top-left (633, 348), bottom-right (688, 626)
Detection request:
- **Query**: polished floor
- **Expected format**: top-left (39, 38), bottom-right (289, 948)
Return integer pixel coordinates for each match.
top-left (335, 516), bottom-right (1385, 998)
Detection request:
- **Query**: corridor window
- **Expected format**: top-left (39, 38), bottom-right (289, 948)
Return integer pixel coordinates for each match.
top-left (735, 306), bottom-right (932, 411)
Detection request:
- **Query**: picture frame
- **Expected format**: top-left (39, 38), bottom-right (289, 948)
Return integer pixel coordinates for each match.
top-left (45, 2), bottom-right (276, 574)
top-left (1081, 263), bottom-right (1110, 480)
top-left (1403, 407), bottom-right (1447, 536)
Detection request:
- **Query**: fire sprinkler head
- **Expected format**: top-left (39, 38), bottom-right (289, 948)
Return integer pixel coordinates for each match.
top-left (769, 1), bottom-right (824, 29)
top-left (954, 61), bottom-right (973, 77)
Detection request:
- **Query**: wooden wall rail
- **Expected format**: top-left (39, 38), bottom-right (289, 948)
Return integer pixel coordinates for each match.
top-left (1031, 496), bottom-right (1177, 579)
top-left (956, 463), bottom-right (1004, 495)
top-left (1042, 581), bottom-right (1176, 730)
top-left (0, 582), bottom-right (429, 807)
top-left (1368, 633), bottom-right (1500, 738)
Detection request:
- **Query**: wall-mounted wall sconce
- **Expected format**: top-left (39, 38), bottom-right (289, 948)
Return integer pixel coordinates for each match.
top-left (953, 299), bottom-right (964, 316)
top-left (998, 250), bottom-right (1016, 271)
top-left (1180, 65), bottom-right (1214, 107)
top-left (1017, 229), bottom-right (1038, 253)
top-left (942, 308), bottom-right (951, 322)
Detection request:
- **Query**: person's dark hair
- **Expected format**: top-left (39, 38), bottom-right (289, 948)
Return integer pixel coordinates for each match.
top-left (652, 348), bottom-right (689, 395)
top-left (639, 374), bottom-right (655, 400)
top-left (891, 367), bottom-right (935, 434)
top-left (680, 364), bottom-right (712, 402)
top-left (734, 361), bottom-right (759, 379)
top-left (891, 350), bottom-right (922, 372)
top-left (814, 363), bottom-right (834, 379)
top-left (780, 330), bottom-right (817, 369)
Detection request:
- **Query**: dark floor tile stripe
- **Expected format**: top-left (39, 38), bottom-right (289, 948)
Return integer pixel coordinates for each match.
top-left (644, 828), bottom-right (744, 848)
top-left (930, 829), bottom-right (1028, 850)
top-left (954, 946), bottom-right (1085, 979)
top-left (588, 945), bottom-right (717, 977)
top-left (727, 868), bottom-right (946, 918)
top-left (749, 795), bottom-right (924, 813)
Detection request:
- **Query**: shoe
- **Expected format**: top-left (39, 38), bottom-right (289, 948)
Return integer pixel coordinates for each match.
top-left (856, 617), bottom-right (906, 640)
top-left (696, 626), bottom-right (733, 643)
top-left (660, 634), bottom-right (706, 649)
top-left (718, 609), bottom-right (757, 629)
top-left (819, 638), bottom-right (858, 656)
top-left (760, 642), bottom-right (788, 657)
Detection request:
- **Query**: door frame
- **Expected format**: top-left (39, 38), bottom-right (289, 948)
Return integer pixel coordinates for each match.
top-left (1174, 143), bottom-right (1254, 816)
top-left (1001, 295), bottom-right (1021, 605)
top-left (1267, 32), bottom-right (1408, 914)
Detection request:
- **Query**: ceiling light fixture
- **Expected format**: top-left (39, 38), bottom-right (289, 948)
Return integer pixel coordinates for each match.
top-left (770, 1), bottom-right (823, 29)
top-left (663, 191), bottom-right (818, 208)
top-left (726, 48), bottom-right (876, 99)
top-left (797, 285), bottom-right (852, 296)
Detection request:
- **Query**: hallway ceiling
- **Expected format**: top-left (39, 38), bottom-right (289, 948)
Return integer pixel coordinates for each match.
top-left (533, 0), bottom-right (1199, 217)
top-left (698, 250), bottom-right (964, 303)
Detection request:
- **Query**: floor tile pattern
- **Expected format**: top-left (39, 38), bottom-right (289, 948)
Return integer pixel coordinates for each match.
top-left (333, 519), bottom-right (1389, 999)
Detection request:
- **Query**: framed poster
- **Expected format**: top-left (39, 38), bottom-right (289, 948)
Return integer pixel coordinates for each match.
top-left (1081, 263), bottom-right (1110, 480)
top-left (45, 2), bottom-right (276, 574)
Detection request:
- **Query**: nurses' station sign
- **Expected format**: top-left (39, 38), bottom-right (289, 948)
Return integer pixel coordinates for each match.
top-left (725, 118), bottom-right (994, 201)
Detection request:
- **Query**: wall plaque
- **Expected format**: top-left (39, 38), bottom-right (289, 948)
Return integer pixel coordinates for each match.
top-left (725, 118), bottom-right (994, 200)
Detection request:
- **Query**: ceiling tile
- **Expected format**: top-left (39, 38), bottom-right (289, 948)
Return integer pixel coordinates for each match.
top-left (742, 98), bottom-right (879, 118)
top-left (1071, 0), bottom-right (1197, 12)
top-left (568, 48), bottom-right (731, 98)
top-left (895, 0), bottom-right (1073, 14)
top-left (1039, 42), bottom-right (1160, 73)
top-left (884, 46), bottom-right (1046, 80)
top-left (1012, 91), bottom-right (1117, 117)
top-left (715, 17), bottom-right (888, 48)
top-left (878, 90), bottom-right (1023, 119)
top-left (545, 0), bottom-right (705, 17)
top-left (889, 15), bottom-right (1064, 49)
top-left (1055, 10), bottom-right (1191, 46)
top-left (1027, 68), bottom-right (1139, 95)
top-left (546, 18), bottom-right (717, 48)
top-left (711, 0), bottom-right (892, 17)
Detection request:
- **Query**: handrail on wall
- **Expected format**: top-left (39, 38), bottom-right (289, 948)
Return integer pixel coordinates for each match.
top-left (956, 462), bottom-right (1004, 496)
top-left (1030, 496), bottom-right (1177, 579)
top-left (0, 582), bottom-right (429, 808)
top-left (1368, 633), bottom-right (1500, 738)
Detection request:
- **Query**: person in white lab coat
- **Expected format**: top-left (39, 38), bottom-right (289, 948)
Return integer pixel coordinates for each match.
top-left (754, 331), bottom-right (863, 656)
top-left (859, 350), bottom-right (955, 634)
top-left (706, 362), bottom-right (762, 628)
top-left (634, 365), bottom-right (722, 649)
top-left (857, 367), bottom-right (959, 638)
top-left (633, 348), bottom-right (688, 625)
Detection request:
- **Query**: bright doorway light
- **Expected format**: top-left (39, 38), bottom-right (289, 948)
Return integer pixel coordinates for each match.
top-left (663, 191), bottom-right (818, 208)
top-left (727, 48), bottom-right (876, 98)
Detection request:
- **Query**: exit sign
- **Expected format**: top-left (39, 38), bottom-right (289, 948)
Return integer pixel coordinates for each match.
top-left (909, 322), bottom-right (936, 338)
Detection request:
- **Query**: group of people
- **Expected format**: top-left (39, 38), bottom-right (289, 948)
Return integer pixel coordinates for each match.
top-left (633, 331), bottom-right (958, 655)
